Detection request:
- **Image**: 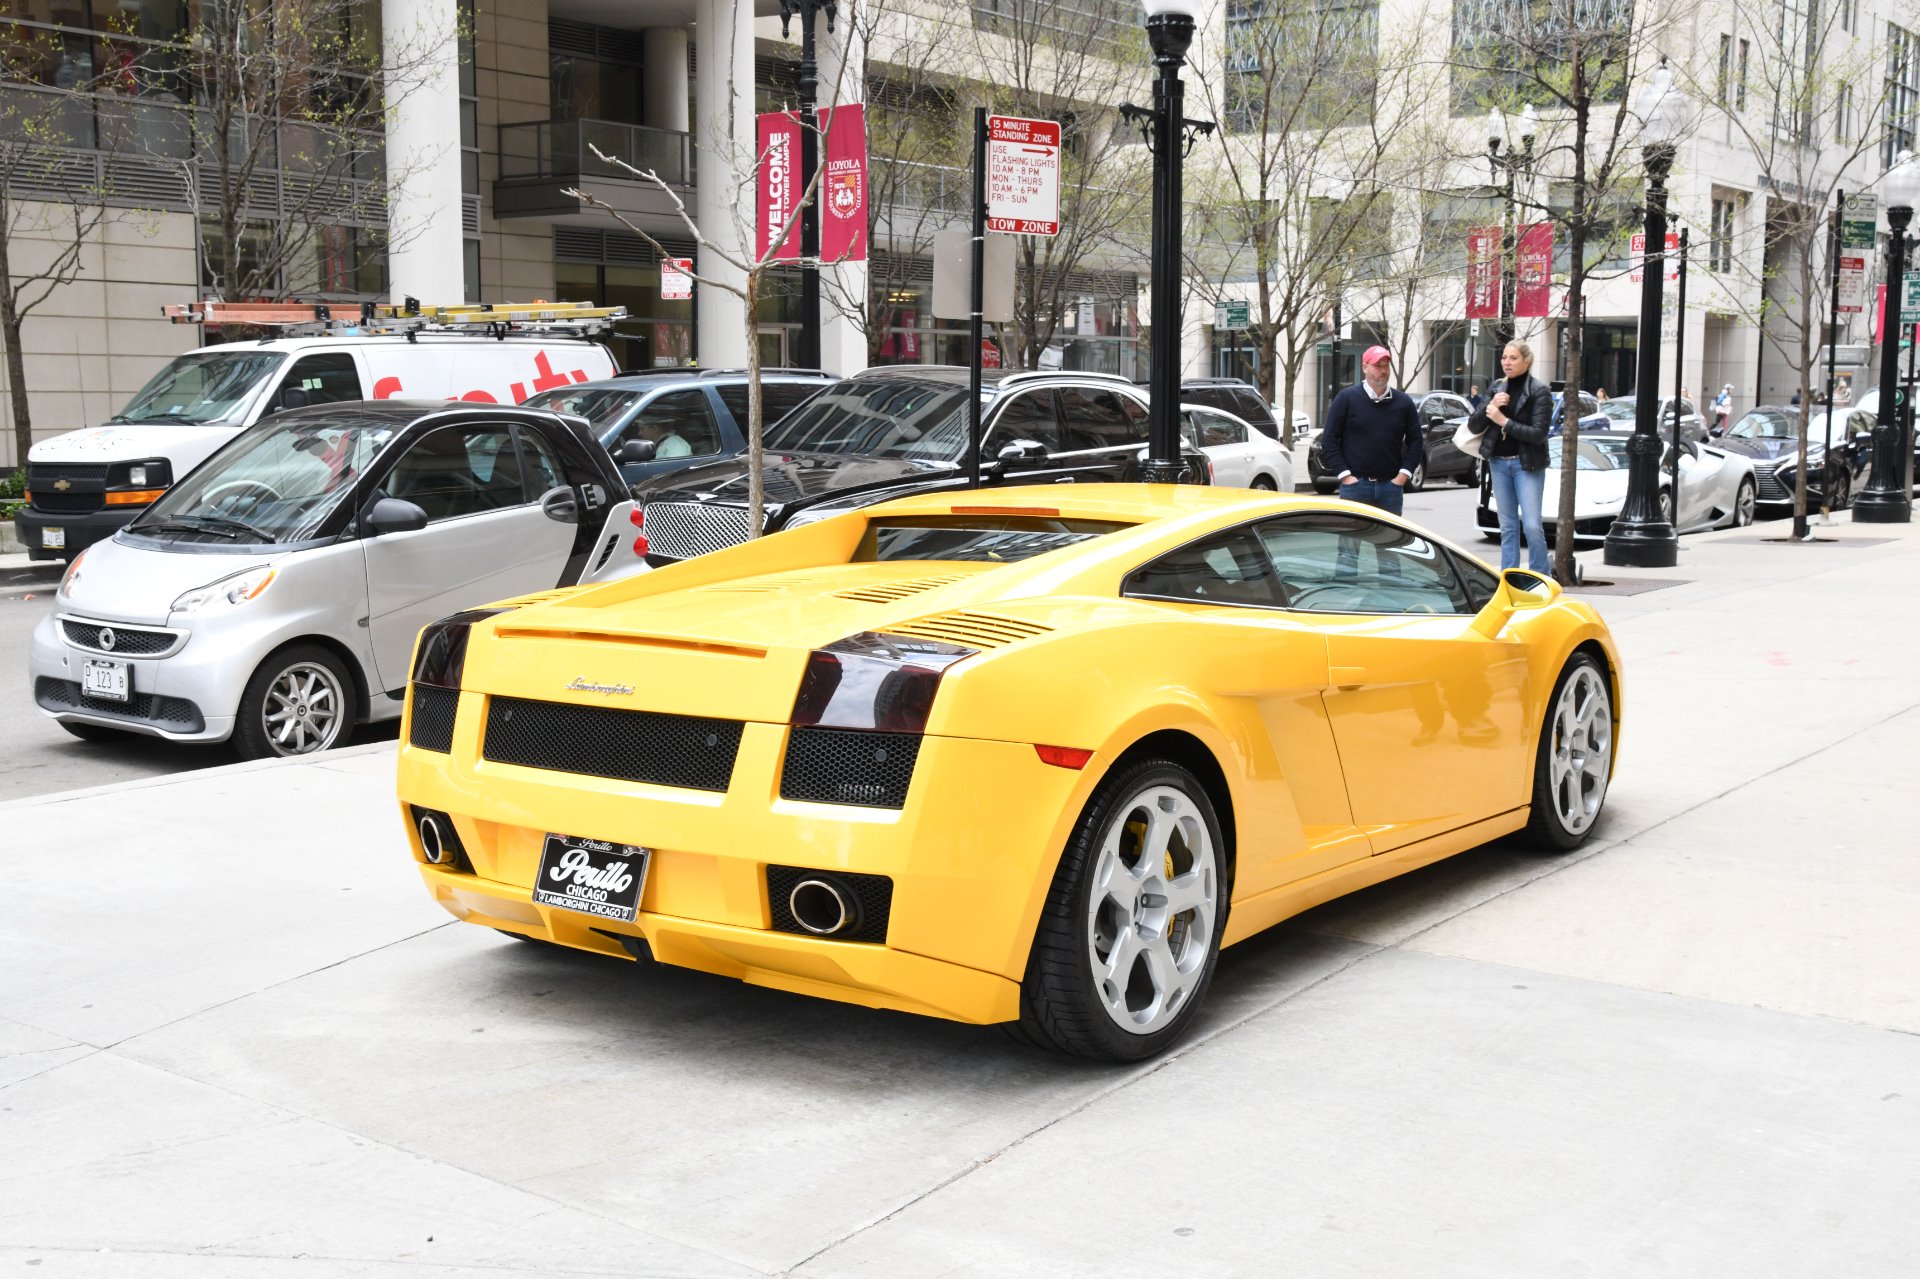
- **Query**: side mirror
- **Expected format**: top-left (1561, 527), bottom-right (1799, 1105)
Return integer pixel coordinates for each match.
top-left (278, 387), bottom-right (311, 412)
top-left (1470, 567), bottom-right (1562, 639)
top-left (617, 438), bottom-right (657, 465)
top-left (997, 439), bottom-right (1049, 463)
top-left (539, 485), bottom-right (579, 523)
top-left (361, 496), bottom-right (428, 537)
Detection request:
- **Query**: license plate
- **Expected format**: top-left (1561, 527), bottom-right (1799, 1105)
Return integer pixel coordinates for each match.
top-left (532, 833), bottom-right (649, 923)
top-left (81, 659), bottom-right (129, 702)
top-left (42, 526), bottom-right (65, 550)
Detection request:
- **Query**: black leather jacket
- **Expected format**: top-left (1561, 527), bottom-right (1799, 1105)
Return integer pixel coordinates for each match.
top-left (1470, 373), bottom-right (1552, 472)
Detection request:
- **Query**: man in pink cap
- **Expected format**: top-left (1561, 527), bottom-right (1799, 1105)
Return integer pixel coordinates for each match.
top-left (1319, 344), bottom-right (1424, 515)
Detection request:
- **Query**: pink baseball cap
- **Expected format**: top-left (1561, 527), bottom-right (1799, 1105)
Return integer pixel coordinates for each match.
top-left (1362, 345), bottom-right (1392, 366)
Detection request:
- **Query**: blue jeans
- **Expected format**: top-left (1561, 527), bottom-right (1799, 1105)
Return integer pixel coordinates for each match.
top-left (1339, 477), bottom-right (1404, 516)
top-left (1489, 455), bottom-right (1548, 573)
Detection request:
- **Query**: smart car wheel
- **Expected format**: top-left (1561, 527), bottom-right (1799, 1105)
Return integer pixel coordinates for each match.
top-left (1015, 756), bottom-right (1226, 1062)
top-left (1521, 654), bottom-right (1613, 853)
top-left (235, 644), bottom-right (356, 760)
top-left (1732, 477), bottom-right (1756, 526)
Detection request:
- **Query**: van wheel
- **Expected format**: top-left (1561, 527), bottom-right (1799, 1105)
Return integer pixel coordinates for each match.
top-left (235, 644), bottom-right (356, 760)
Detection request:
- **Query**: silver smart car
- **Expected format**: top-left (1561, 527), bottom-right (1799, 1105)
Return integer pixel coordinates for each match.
top-left (29, 401), bottom-right (644, 758)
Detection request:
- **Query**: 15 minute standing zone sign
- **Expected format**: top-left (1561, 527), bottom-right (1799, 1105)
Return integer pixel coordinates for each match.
top-left (986, 115), bottom-right (1061, 237)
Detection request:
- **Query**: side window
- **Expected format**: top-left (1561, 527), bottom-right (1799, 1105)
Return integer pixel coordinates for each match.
top-left (764, 381), bottom-right (826, 423)
top-left (1058, 388), bottom-right (1138, 451)
top-left (1123, 529), bottom-right (1282, 608)
top-left (280, 353), bottom-right (361, 406)
top-left (1231, 390), bottom-right (1276, 432)
top-left (985, 390), bottom-right (1065, 453)
top-left (1450, 550), bottom-right (1500, 611)
top-left (619, 389), bottom-right (721, 458)
top-left (513, 425), bottom-right (567, 499)
top-left (1257, 513), bottom-right (1474, 614)
top-left (383, 426), bottom-right (526, 523)
top-left (1193, 409), bottom-right (1245, 448)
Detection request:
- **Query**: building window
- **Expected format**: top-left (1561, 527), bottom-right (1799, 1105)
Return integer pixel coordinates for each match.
top-left (1718, 35), bottom-right (1733, 107)
top-left (1836, 82), bottom-right (1852, 143)
top-left (1451, 0), bottom-right (1630, 112)
top-left (1224, 0), bottom-right (1380, 133)
top-left (1710, 197), bottom-right (1736, 272)
top-left (1890, 24), bottom-right (1919, 166)
top-left (1739, 38), bottom-right (1751, 110)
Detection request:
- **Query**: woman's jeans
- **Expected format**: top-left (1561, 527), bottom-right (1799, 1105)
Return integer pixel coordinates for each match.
top-left (1489, 455), bottom-right (1548, 573)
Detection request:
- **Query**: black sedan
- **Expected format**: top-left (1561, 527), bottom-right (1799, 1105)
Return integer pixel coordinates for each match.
top-left (1713, 404), bottom-right (1869, 512)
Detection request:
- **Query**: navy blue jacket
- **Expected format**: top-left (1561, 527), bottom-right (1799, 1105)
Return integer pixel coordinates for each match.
top-left (1320, 383), bottom-right (1423, 481)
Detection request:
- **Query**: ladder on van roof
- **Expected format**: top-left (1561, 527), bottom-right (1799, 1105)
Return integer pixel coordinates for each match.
top-left (161, 298), bottom-right (627, 340)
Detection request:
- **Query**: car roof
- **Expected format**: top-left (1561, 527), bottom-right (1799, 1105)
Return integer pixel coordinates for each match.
top-left (601, 367), bottom-right (838, 383)
top-left (841, 365), bottom-right (1138, 391)
top-left (264, 400), bottom-right (571, 429)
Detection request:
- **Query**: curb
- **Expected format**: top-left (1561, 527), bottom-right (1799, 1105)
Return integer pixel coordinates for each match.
top-left (0, 737), bottom-right (399, 812)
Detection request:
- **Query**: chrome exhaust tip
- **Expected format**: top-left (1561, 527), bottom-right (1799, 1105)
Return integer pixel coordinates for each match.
top-left (418, 813), bottom-right (447, 865)
top-left (789, 877), bottom-right (859, 936)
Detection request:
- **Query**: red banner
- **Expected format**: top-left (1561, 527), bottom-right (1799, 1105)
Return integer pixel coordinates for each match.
top-left (756, 110), bottom-right (802, 262)
top-left (819, 103), bottom-right (867, 264)
top-left (1515, 222), bottom-right (1552, 317)
top-left (1466, 226), bottom-right (1501, 319)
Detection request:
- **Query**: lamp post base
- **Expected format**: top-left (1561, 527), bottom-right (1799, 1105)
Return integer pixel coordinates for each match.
top-left (1602, 522), bottom-right (1679, 567)
top-left (1850, 493), bottom-right (1913, 522)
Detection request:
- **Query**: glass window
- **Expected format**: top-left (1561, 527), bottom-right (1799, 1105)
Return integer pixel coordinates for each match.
top-left (1058, 387), bottom-right (1138, 451)
top-left (985, 390), bottom-right (1064, 453)
top-left (1189, 409), bottom-right (1246, 448)
top-left (116, 350), bottom-right (286, 424)
top-left (514, 425), bottom-right (567, 499)
top-left (1124, 529), bottom-right (1283, 608)
top-left (525, 385), bottom-right (643, 432)
top-left (714, 381), bottom-right (825, 432)
top-left (620, 388), bottom-right (720, 458)
top-left (383, 426), bottom-right (527, 522)
top-left (1258, 513), bottom-right (1473, 614)
top-left (764, 378), bottom-right (969, 461)
top-left (857, 514), bottom-right (1132, 564)
top-left (1450, 550), bottom-right (1500, 611)
top-left (279, 353), bottom-right (361, 406)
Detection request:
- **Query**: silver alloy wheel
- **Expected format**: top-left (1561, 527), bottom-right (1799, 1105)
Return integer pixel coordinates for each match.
top-left (1549, 666), bottom-right (1612, 836)
top-left (1657, 489), bottom-right (1675, 527)
top-left (1085, 784), bottom-right (1219, 1036)
top-left (262, 661), bottom-right (346, 756)
top-left (1735, 480), bottom-right (1756, 525)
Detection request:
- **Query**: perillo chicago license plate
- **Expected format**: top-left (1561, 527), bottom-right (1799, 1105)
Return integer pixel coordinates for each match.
top-left (532, 833), bottom-right (649, 923)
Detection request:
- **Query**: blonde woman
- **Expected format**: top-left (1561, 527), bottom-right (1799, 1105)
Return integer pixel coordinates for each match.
top-left (1466, 340), bottom-right (1553, 573)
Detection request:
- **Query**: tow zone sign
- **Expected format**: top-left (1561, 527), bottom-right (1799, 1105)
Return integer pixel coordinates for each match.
top-left (986, 115), bottom-right (1061, 237)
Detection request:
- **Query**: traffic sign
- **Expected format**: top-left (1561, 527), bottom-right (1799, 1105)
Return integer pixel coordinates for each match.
top-left (985, 115), bottom-right (1061, 237)
top-left (661, 257), bottom-right (693, 301)
top-left (1214, 299), bottom-right (1250, 331)
top-left (1839, 253), bottom-right (1869, 314)
top-left (1902, 270), bottom-right (1920, 324)
top-left (1629, 232), bottom-right (1681, 282)
top-left (1843, 219), bottom-right (1878, 250)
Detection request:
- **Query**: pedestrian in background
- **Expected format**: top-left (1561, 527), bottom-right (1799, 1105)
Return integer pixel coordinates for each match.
top-left (1470, 339), bottom-right (1553, 574)
top-left (1712, 384), bottom-right (1733, 433)
top-left (1320, 345), bottom-right (1423, 516)
top-left (1468, 383), bottom-right (1486, 412)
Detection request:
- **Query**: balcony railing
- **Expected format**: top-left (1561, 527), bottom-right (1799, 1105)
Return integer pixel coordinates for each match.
top-left (498, 118), bottom-right (695, 188)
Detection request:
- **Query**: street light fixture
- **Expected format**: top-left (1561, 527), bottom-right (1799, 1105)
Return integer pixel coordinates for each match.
top-left (1855, 148), bottom-right (1920, 523)
top-left (1127, 0), bottom-right (1212, 483)
top-left (1486, 104), bottom-right (1538, 387)
top-left (1605, 58), bottom-right (1686, 568)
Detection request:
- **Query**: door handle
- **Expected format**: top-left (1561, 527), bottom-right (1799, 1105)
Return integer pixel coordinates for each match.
top-left (1330, 665), bottom-right (1368, 689)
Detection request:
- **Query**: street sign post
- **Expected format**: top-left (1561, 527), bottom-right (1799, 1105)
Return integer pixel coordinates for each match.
top-left (985, 115), bottom-right (1061, 237)
top-left (1214, 299), bottom-right (1249, 331)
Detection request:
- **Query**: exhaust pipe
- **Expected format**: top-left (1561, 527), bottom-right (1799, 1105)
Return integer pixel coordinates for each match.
top-left (418, 813), bottom-right (447, 864)
top-left (789, 877), bottom-right (860, 936)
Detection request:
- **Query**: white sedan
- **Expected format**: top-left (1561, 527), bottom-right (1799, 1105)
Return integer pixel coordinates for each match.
top-left (1184, 404), bottom-right (1294, 490)
top-left (1475, 429), bottom-right (1757, 543)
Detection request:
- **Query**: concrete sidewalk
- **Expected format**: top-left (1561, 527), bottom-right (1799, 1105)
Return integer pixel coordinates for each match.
top-left (4, 521), bottom-right (1919, 1276)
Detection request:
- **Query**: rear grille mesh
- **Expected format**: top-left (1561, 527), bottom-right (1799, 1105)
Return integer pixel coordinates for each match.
top-left (888, 611), bottom-right (1054, 649)
top-left (483, 695), bottom-right (743, 791)
top-left (408, 685), bottom-right (459, 753)
top-left (766, 864), bottom-right (894, 944)
top-left (780, 727), bottom-right (920, 808)
top-left (644, 501), bottom-right (753, 561)
top-left (58, 619), bottom-right (179, 656)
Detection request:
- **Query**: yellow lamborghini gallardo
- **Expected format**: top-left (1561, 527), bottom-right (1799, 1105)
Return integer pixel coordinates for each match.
top-left (397, 484), bottom-right (1620, 1061)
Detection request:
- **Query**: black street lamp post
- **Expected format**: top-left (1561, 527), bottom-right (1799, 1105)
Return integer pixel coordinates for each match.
top-left (1856, 149), bottom-right (1920, 524)
top-left (1126, 0), bottom-right (1212, 483)
top-left (1605, 60), bottom-right (1685, 569)
top-left (1486, 104), bottom-right (1536, 387)
top-left (779, 0), bottom-right (837, 372)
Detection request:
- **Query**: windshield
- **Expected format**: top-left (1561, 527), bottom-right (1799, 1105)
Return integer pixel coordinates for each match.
top-left (1729, 411), bottom-right (1796, 440)
top-left (130, 415), bottom-right (395, 545)
top-left (1548, 436), bottom-right (1627, 470)
top-left (523, 386), bottom-right (644, 432)
top-left (764, 379), bottom-right (970, 461)
top-left (1599, 400), bottom-right (1636, 422)
top-left (856, 514), bottom-right (1133, 563)
top-left (113, 351), bottom-right (286, 425)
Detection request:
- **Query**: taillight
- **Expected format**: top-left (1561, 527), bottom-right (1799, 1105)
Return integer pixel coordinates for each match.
top-left (411, 607), bottom-right (513, 690)
top-left (630, 505), bottom-right (647, 556)
top-left (791, 632), bottom-right (977, 733)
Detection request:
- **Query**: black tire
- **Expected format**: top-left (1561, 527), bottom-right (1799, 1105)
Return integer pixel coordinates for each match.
top-left (1519, 653), bottom-right (1614, 853)
top-left (234, 643), bottom-right (357, 761)
top-left (1312, 479), bottom-right (1337, 494)
top-left (1457, 462), bottom-right (1479, 486)
top-left (1406, 461), bottom-right (1427, 492)
top-left (1732, 477), bottom-right (1756, 527)
top-left (1657, 488), bottom-right (1675, 527)
top-left (1831, 471), bottom-right (1851, 510)
top-left (1250, 475), bottom-right (1277, 491)
top-left (1013, 756), bottom-right (1228, 1062)
top-left (59, 720), bottom-right (128, 743)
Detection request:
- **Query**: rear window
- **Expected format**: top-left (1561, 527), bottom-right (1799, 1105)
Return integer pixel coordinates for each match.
top-left (855, 514), bottom-right (1134, 563)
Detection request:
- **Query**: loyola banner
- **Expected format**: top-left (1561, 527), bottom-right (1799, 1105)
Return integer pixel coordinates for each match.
top-left (757, 105), bottom-right (869, 264)
top-left (1466, 227), bottom-right (1501, 318)
top-left (1515, 223), bottom-right (1553, 317)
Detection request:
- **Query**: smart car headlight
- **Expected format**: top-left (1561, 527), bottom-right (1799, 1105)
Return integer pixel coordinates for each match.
top-left (411, 607), bottom-right (515, 691)
top-left (170, 565), bottom-right (278, 612)
top-left (791, 632), bottom-right (978, 734)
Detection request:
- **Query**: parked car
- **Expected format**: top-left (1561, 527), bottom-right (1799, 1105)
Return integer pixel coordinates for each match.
top-left (634, 367), bottom-right (1209, 567)
top-left (1306, 390), bottom-right (1474, 492)
top-left (18, 325), bottom-right (619, 563)
top-left (1807, 387), bottom-right (1920, 494)
top-left (1147, 377), bottom-right (1280, 439)
top-left (522, 368), bottom-right (837, 485)
top-left (397, 481), bottom-right (1620, 1061)
top-left (1182, 405), bottom-right (1293, 489)
top-left (1714, 404), bottom-right (1869, 512)
top-left (1552, 390), bottom-right (1611, 435)
top-left (30, 402), bottom-right (645, 758)
top-left (1594, 393), bottom-right (1707, 442)
top-left (1475, 430), bottom-right (1757, 543)
top-left (1273, 403), bottom-right (1313, 439)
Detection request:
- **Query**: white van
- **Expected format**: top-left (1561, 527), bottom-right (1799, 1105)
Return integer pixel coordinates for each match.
top-left (19, 324), bottom-right (620, 561)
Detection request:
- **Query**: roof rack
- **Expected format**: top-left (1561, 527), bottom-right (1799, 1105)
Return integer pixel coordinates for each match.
top-left (161, 298), bottom-right (626, 341)
top-left (997, 369), bottom-right (1136, 387)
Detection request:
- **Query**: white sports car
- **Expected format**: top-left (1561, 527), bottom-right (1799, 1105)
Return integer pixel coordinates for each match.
top-left (1183, 404), bottom-right (1294, 490)
top-left (1476, 429), bottom-right (1757, 543)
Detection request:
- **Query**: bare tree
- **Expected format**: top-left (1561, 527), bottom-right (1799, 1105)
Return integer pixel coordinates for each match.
top-left (1449, 0), bottom-right (1678, 581)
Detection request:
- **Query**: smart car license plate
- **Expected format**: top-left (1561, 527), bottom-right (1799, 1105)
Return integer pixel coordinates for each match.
top-left (81, 658), bottom-right (128, 702)
top-left (532, 833), bottom-right (648, 923)
top-left (41, 526), bottom-right (65, 550)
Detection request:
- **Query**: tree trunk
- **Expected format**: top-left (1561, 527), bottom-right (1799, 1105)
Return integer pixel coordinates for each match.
top-left (0, 216), bottom-right (31, 467)
top-left (744, 272), bottom-right (765, 538)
